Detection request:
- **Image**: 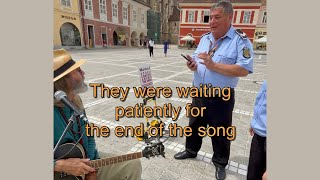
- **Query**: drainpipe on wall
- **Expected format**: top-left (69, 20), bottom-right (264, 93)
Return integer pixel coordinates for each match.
top-left (177, 3), bottom-right (181, 46)
top-left (78, 0), bottom-right (87, 49)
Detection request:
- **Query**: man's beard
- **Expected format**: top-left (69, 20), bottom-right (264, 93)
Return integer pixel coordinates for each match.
top-left (73, 80), bottom-right (88, 94)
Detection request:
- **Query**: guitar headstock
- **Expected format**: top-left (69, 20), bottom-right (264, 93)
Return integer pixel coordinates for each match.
top-left (142, 142), bottom-right (165, 159)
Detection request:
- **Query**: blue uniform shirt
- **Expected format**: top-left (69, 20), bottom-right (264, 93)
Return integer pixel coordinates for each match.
top-left (192, 26), bottom-right (253, 88)
top-left (251, 81), bottom-right (267, 137)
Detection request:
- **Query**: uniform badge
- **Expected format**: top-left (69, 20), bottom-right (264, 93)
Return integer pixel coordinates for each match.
top-left (243, 47), bottom-right (251, 59)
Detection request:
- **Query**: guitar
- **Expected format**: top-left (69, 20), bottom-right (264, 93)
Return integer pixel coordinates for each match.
top-left (54, 142), bottom-right (165, 180)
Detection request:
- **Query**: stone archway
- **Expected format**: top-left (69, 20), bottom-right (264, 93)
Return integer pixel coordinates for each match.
top-left (139, 32), bottom-right (145, 46)
top-left (60, 22), bottom-right (81, 46)
top-left (114, 27), bottom-right (127, 46)
top-left (130, 31), bottom-right (138, 47)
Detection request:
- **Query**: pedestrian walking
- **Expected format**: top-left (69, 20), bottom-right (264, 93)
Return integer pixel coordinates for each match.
top-left (148, 38), bottom-right (155, 57)
top-left (143, 39), bottom-right (147, 49)
top-left (164, 39), bottom-right (169, 57)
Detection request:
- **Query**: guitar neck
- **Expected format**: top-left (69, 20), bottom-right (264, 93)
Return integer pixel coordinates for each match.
top-left (89, 152), bottom-right (142, 169)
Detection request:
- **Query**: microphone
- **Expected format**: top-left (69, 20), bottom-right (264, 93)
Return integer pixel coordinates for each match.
top-left (54, 90), bottom-right (83, 116)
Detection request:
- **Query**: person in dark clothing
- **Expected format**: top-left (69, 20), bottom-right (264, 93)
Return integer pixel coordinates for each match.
top-left (164, 40), bottom-right (169, 57)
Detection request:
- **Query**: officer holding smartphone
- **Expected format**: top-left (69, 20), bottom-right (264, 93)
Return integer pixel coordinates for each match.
top-left (175, 1), bottom-right (254, 180)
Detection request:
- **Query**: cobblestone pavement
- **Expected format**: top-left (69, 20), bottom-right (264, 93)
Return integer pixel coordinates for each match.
top-left (69, 46), bottom-right (267, 180)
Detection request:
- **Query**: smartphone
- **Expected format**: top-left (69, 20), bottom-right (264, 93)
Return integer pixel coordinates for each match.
top-left (181, 54), bottom-right (191, 62)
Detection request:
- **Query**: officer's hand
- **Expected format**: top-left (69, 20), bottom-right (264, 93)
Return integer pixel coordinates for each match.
top-left (249, 127), bottom-right (254, 136)
top-left (186, 55), bottom-right (197, 71)
top-left (198, 52), bottom-right (216, 70)
top-left (54, 158), bottom-right (96, 177)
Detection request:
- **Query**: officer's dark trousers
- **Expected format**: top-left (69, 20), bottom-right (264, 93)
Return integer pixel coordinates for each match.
top-left (185, 89), bottom-right (235, 168)
top-left (149, 47), bottom-right (154, 57)
top-left (247, 134), bottom-right (266, 180)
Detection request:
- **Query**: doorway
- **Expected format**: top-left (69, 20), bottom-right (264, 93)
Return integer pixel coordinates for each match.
top-left (60, 22), bottom-right (81, 46)
top-left (113, 31), bottom-right (118, 45)
top-left (88, 25), bottom-right (94, 48)
top-left (101, 33), bottom-right (107, 48)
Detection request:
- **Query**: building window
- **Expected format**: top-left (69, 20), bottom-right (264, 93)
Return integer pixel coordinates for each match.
top-left (262, 11), bottom-right (267, 23)
top-left (203, 11), bottom-right (210, 23)
top-left (188, 11), bottom-right (195, 22)
top-left (133, 10), bottom-right (137, 22)
top-left (243, 11), bottom-right (251, 23)
top-left (141, 13), bottom-right (145, 24)
top-left (61, 0), bottom-right (71, 7)
top-left (100, 0), bottom-right (106, 14)
top-left (112, 3), bottom-right (118, 17)
top-left (85, 0), bottom-right (92, 11)
top-left (123, 7), bottom-right (128, 20)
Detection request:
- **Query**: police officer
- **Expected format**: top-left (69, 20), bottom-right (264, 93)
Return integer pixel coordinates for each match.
top-left (174, 1), bottom-right (253, 180)
top-left (247, 81), bottom-right (267, 180)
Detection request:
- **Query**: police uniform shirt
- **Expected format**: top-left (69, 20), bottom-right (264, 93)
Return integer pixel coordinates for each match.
top-left (250, 80), bottom-right (267, 137)
top-left (191, 26), bottom-right (254, 88)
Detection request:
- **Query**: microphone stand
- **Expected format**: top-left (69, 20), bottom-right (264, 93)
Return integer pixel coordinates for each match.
top-left (53, 113), bottom-right (80, 154)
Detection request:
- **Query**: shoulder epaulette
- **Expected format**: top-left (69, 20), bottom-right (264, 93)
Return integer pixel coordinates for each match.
top-left (200, 32), bottom-right (211, 39)
top-left (235, 29), bottom-right (248, 39)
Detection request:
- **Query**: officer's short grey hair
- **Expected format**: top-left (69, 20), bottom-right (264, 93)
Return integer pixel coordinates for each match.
top-left (211, 0), bottom-right (233, 15)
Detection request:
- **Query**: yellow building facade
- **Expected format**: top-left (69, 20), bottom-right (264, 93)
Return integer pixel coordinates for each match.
top-left (54, 0), bottom-right (83, 49)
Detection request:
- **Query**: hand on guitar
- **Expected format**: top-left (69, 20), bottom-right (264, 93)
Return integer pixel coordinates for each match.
top-left (54, 158), bottom-right (96, 177)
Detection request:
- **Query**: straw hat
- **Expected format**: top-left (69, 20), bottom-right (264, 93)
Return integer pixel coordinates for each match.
top-left (53, 49), bottom-right (85, 82)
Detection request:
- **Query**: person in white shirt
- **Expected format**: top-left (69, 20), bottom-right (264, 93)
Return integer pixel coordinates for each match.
top-left (148, 38), bottom-right (155, 57)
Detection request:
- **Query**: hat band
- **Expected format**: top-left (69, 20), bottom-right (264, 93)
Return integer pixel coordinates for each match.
top-left (54, 59), bottom-right (76, 78)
